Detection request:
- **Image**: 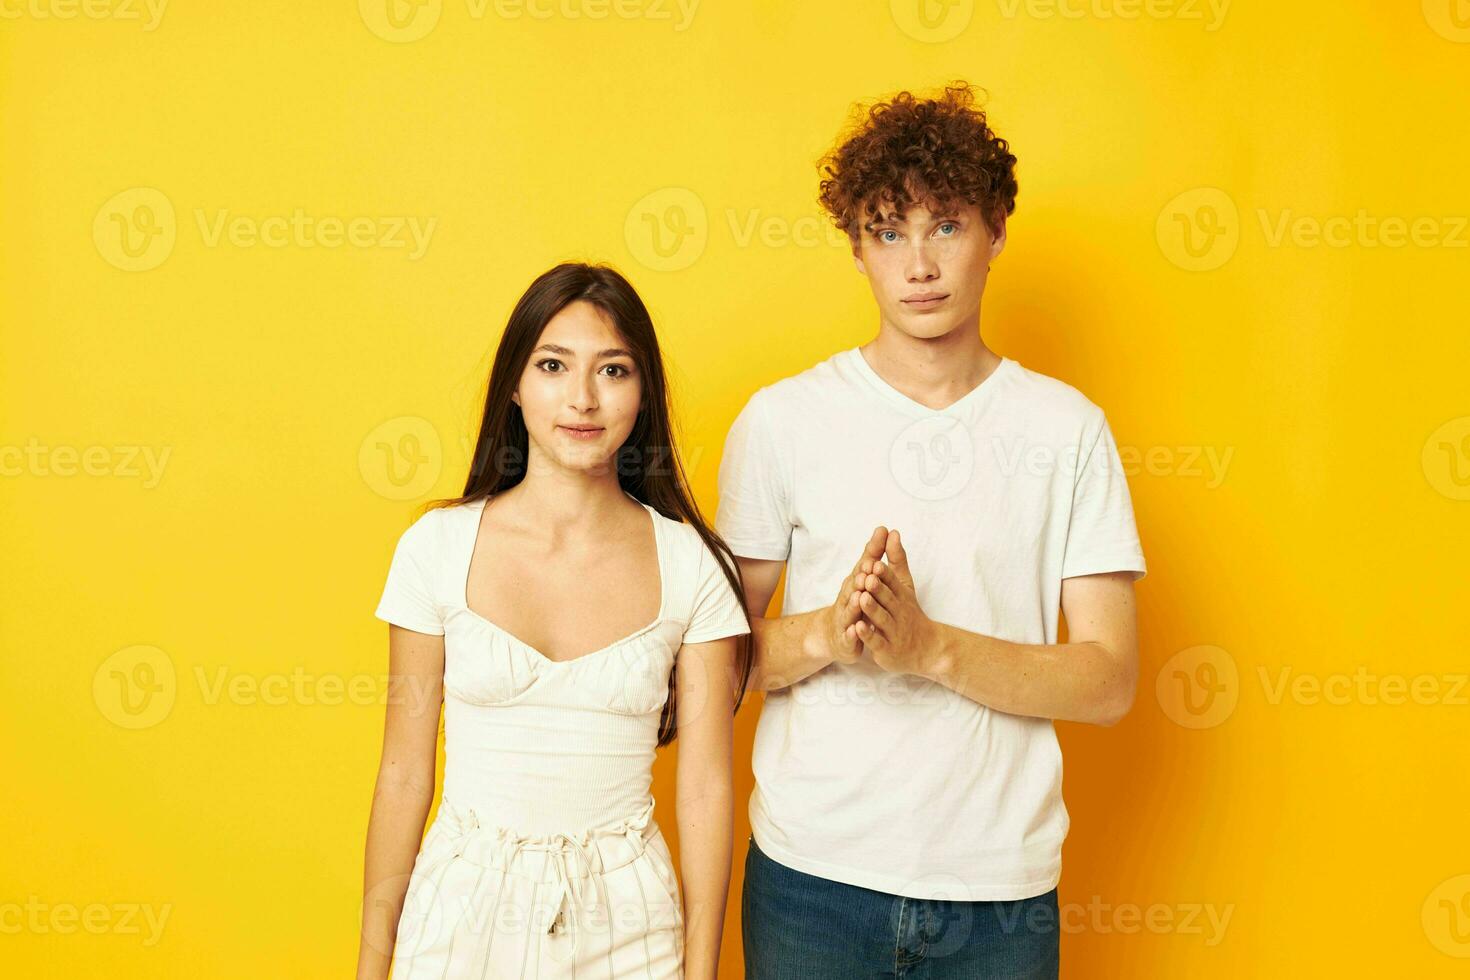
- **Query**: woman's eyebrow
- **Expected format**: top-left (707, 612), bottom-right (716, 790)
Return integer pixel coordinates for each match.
top-left (532, 344), bottom-right (634, 358)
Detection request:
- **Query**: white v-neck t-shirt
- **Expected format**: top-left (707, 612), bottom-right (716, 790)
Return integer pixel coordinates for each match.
top-left (715, 348), bottom-right (1146, 900)
top-left (374, 494), bottom-right (751, 835)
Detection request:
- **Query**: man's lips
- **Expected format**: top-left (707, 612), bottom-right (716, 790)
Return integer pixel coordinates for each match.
top-left (903, 292), bottom-right (949, 304)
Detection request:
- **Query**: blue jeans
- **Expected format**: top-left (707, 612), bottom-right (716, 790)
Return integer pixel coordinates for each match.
top-left (742, 836), bottom-right (1060, 979)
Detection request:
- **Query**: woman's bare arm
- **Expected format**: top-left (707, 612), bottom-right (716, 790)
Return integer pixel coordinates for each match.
top-left (355, 624), bottom-right (445, 980)
top-left (672, 634), bottom-right (739, 980)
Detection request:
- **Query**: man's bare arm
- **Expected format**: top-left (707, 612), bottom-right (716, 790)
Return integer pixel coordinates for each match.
top-left (922, 572), bottom-right (1139, 725)
top-left (856, 542), bottom-right (1140, 726)
top-left (732, 528), bottom-right (888, 691)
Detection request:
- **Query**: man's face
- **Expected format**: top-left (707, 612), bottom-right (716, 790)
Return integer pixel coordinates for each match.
top-left (851, 199), bottom-right (1006, 340)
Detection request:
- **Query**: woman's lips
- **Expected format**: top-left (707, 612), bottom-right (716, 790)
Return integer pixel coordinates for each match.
top-left (557, 425), bottom-right (605, 441)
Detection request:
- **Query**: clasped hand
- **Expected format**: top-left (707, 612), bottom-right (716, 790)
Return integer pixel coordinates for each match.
top-left (827, 525), bottom-right (938, 676)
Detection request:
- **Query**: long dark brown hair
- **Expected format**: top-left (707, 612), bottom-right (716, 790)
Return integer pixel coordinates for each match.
top-left (427, 261), bottom-right (753, 746)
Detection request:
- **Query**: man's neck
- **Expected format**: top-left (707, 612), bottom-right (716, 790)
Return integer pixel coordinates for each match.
top-left (859, 325), bottom-right (1002, 410)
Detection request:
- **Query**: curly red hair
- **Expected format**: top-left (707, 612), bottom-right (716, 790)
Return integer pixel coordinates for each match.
top-left (818, 81), bottom-right (1018, 241)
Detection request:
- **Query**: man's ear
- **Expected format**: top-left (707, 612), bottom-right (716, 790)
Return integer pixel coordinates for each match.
top-left (988, 212), bottom-right (1008, 262)
top-left (851, 235), bottom-right (867, 276)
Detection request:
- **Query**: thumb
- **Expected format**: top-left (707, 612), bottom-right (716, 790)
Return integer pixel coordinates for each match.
top-left (885, 530), bottom-right (913, 584)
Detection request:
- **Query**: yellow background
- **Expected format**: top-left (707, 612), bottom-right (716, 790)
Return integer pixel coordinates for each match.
top-left (3, 0), bottom-right (1467, 976)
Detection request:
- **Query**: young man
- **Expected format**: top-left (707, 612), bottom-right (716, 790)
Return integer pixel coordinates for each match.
top-left (715, 82), bottom-right (1147, 978)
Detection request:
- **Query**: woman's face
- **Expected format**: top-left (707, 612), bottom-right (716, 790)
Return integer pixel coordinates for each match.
top-left (512, 300), bottom-right (643, 478)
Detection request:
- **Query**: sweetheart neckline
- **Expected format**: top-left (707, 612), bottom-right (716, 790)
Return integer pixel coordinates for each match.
top-left (458, 495), bottom-right (667, 667)
top-left (457, 607), bottom-right (668, 667)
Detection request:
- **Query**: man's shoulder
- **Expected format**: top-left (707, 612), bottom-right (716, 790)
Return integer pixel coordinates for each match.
top-left (741, 348), bottom-right (851, 414)
top-left (1003, 357), bottom-right (1107, 431)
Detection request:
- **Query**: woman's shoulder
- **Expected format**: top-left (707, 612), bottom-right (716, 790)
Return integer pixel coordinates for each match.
top-left (651, 507), bottom-right (727, 573)
top-left (390, 499), bottom-right (474, 557)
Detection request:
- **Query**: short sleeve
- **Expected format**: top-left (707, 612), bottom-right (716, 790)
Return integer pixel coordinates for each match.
top-left (714, 388), bottom-right (794, 561)
top-left (681, 540), bottom-right (752, 645)
top-left (374, 510), bottom-right (446, 635)
top-left (1060, 412), bottom-right (1148, 582)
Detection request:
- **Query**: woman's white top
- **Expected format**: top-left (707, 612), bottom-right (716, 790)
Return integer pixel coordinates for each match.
top-left (374, 494), bottom-right (751, 835)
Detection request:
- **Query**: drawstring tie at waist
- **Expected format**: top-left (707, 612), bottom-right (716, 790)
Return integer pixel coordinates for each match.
top-left (435, 796), bottom-right (658, 957)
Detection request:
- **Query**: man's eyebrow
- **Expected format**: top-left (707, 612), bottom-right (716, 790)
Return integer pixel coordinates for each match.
top-left (532, 343), bottom-right (635, 358)
top-left (864, 211), bottom-right (961, 231)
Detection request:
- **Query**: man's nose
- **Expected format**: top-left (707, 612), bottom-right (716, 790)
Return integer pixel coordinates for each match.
top-left (906, 241), bottom-right (941, 280)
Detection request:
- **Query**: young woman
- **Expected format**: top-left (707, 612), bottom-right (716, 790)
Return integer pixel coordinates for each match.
top-left (355, 262), bottom-right (753, 980)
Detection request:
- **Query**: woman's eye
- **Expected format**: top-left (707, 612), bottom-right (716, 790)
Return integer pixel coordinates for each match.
top-left (602, 364), bottom-right (631, 378)
top-left (535, 358), bottom-right (562, 373)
